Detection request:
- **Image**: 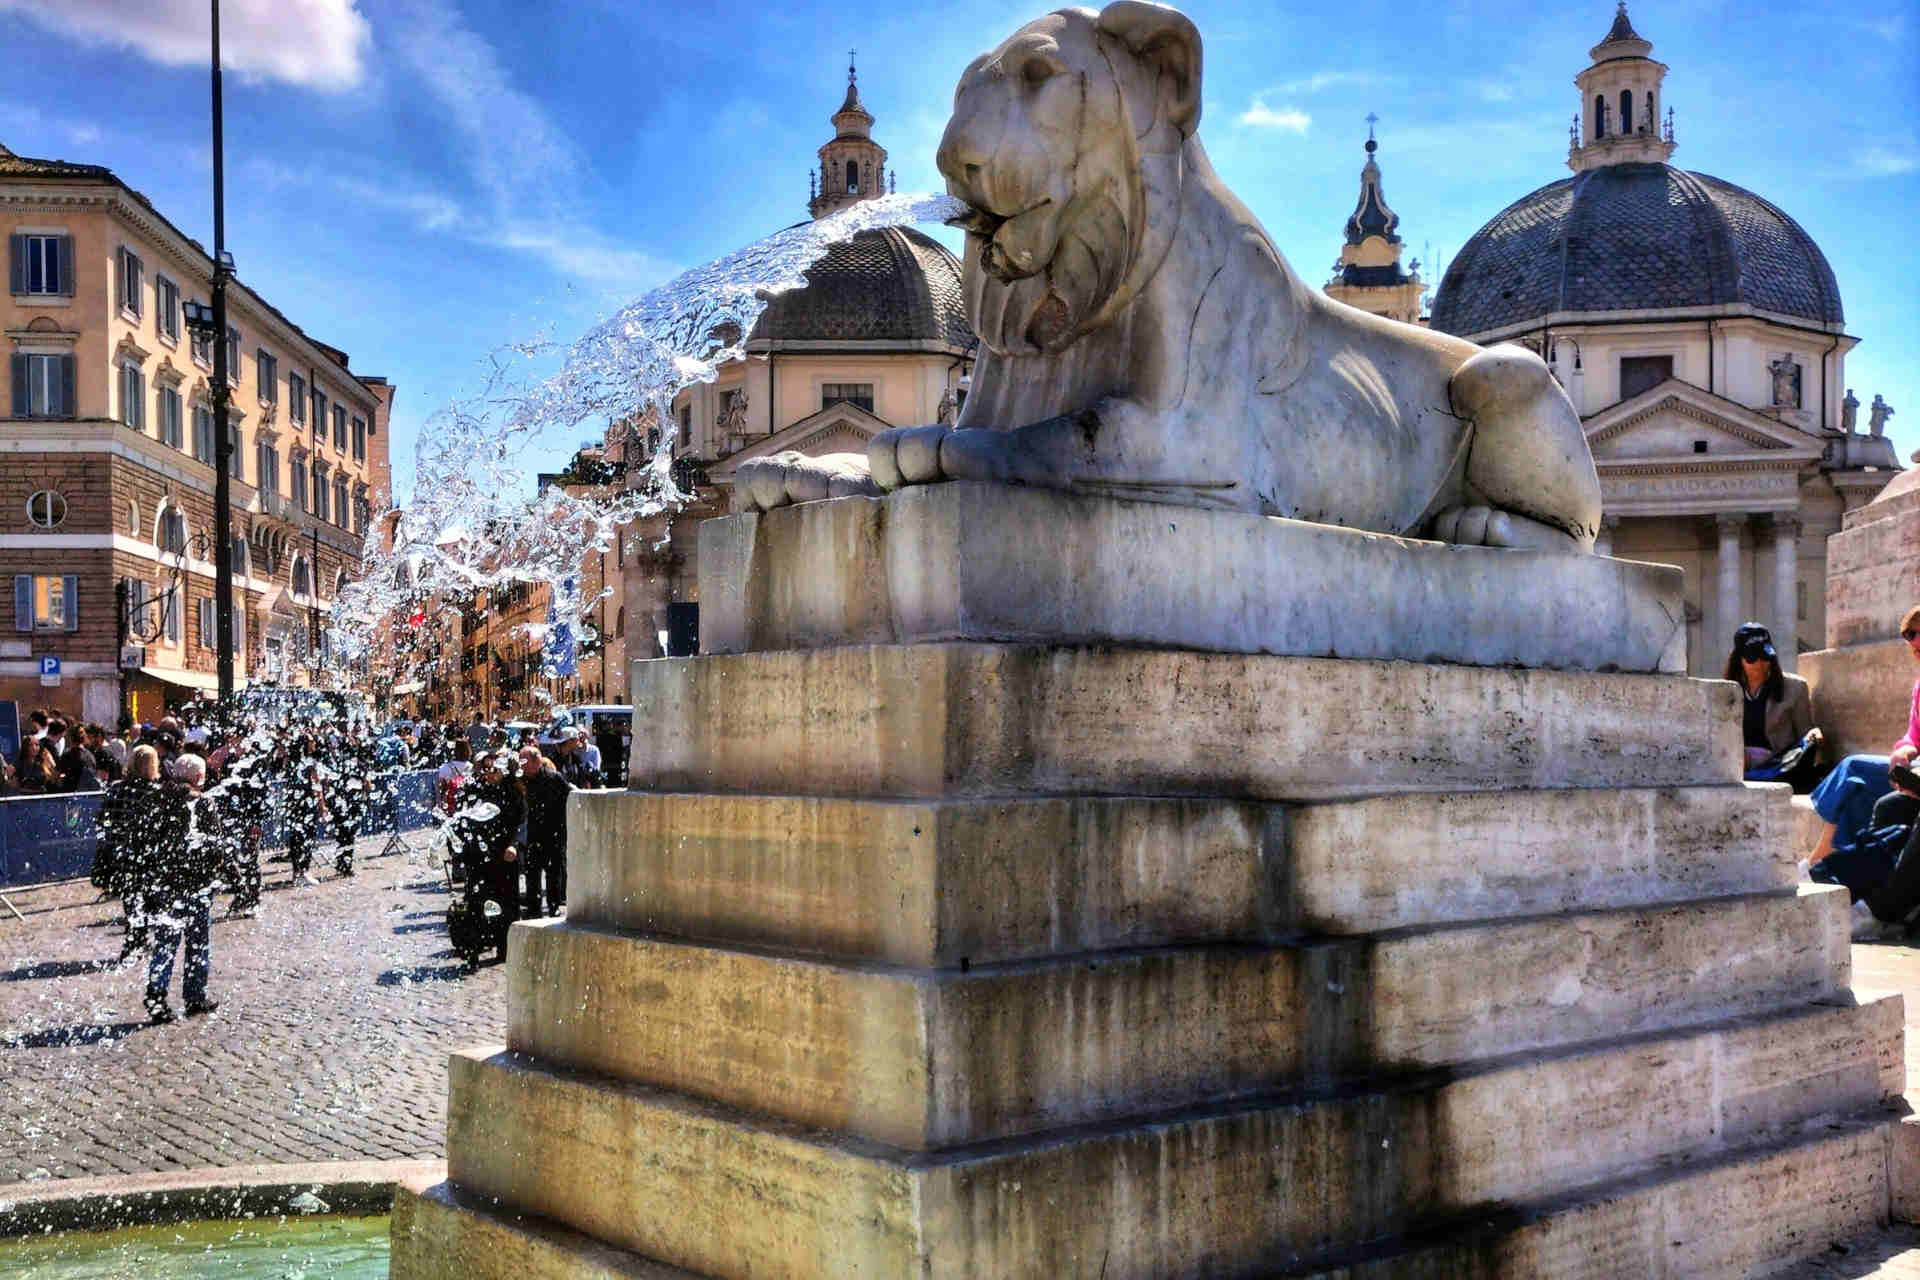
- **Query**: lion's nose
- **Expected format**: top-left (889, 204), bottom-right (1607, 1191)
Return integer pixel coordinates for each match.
top-left (936, 123), bottom-right (985, 189)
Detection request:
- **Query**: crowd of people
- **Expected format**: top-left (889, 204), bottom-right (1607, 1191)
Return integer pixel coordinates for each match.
top-left (4, 700), bottom-right (611, 1022)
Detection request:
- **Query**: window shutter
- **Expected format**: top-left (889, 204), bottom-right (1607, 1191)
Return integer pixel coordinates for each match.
top-left (58, 356), bottom-right (75, 418)
top-left (7, 234), bottom-right (22, 294)
top-left (62, 575), bottom-right (78, 631)
top-left (9, 353), bottom-right (25, 417)
top-left (57, 236), bottom-right (73, 296)
top-left (13, 575), bottom-right (30, 632)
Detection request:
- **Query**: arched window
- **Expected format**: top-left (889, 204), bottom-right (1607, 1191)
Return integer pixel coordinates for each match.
top-left (292, 555), bottom-right (311, 597)
top-left (1619, 90), bottom-right (1633, 135)
top-left (845, 159), bottom-right (858, 194)
top-left (231, 535), bottom-right (248, 577)
top-left (128, 499), bottom-right (141, 538)
top-left (335, 569), bottom-right (349, 598)
top-left (158, 505), bottom-right (187, 555)
top-left (1593, 94), bottom-right (1607, 138)
top-left (615, 606), bottom-right (626, 638)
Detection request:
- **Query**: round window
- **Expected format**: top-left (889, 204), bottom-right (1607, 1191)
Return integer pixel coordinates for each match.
top-left (27, 490), bottom-right (66, 529)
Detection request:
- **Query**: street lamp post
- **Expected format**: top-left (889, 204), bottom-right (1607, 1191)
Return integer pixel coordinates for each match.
top-left (182, 0), bottom-right (236, 707)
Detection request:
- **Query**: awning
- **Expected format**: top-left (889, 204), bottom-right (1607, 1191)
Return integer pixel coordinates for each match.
top-left (135, 666), bottom-right (250, 693)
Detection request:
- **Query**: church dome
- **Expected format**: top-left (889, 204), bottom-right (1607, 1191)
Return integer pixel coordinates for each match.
top-left (1430, 163), bottom-right (1843, 338)
top-left (751, 226), bottom-right (973, 348)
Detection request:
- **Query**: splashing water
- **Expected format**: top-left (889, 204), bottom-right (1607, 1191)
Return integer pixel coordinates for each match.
top-left (328, 192), bottom-right (968, 684)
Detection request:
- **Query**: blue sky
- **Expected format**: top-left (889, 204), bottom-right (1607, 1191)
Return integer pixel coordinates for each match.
top-left (2, 0), bottom-right (1914, 498)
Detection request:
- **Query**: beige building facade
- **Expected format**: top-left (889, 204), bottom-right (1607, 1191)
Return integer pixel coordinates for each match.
top-left (0, 142), bottom-right (390, 723)
top-left (1430, 5), bottom-right (1899, 676)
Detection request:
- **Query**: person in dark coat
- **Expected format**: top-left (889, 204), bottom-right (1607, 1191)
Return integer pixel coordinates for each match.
top-left (132, 752), bottom-right (223, 1022)
top-left (327, 725), bottom-right (373, 877)
top-left (454, 751), bottom-right (526, 960)
top-left (517, 747), bottom-right (573, 917)
top-left (282, 744), bottom-right (326, 887)
top-left (95, 746), bottom-right (168, 956)
top-left (217, 742), bottom-right (270, 916)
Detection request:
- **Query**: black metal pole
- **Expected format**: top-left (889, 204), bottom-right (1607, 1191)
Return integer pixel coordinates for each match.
top-left (209, 0), bottom-right (236, 706)
top-left (115, 579), bottom-right (131, 726)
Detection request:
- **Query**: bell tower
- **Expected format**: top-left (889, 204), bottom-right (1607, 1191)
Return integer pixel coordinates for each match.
top-left (1324, 118), bottom-right (1426, 326)
top-left (808, 52), bottom-right (893, 220)
top-left (1568, 2), bottom-right (1677, 171)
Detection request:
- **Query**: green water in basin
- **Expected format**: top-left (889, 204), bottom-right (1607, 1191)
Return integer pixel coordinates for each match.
top-left (0, 1213), bottom-right (388, 1277)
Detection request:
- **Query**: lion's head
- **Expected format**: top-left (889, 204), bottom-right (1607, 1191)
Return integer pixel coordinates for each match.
top-left (938, 2), bottom-right (1202, 357)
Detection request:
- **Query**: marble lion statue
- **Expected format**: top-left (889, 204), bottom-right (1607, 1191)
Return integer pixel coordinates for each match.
top-left (739, 1), bottom-right (1603, 551)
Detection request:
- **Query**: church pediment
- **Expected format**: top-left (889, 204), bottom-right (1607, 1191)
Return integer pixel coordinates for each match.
top-left (1584, 379), bottom-right (1823, 462)
top-left (709, 401), bottom-right (889, 481)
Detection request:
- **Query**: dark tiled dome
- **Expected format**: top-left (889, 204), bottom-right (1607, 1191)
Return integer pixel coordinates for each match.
top-left (752, 226), bottom-right (973, 348)
top-left (1430, 163), bottom-right (1843, 337)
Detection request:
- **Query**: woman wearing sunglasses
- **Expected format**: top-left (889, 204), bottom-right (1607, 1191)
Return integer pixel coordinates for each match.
top-left (1805, 605), bottom-right (1920, 936)
top-left (1725, 621), bottom-right (1822, 791)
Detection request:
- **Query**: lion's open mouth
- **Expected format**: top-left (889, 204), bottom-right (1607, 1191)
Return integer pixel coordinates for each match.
top-left (949, 198), bottom-right (1054, 282)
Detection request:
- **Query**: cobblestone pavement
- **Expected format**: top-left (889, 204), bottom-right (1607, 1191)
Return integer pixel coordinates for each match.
top-left (0, 833), bottom-right (506, 1184)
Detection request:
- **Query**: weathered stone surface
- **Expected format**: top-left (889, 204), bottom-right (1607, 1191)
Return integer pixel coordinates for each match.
top-left (504, 888), bottom-right (1848, 1148)
top-left (699, 485), bottom-right (1681, 671)
top-left (1802, 639), bottom-right (1919, 759)
top-left (1365, 885), bottom-right (1848, 1067)
top-left (567, 791), bottom-right (1281, 967)
top-left (1285, 783), bottom-right (1795, 933)
top-left (567, 785), bottom-right (1797, 964)
top-left (1295, 1122), bottom-right (1894, 1278)
top-left (446, 996), bottom-right (1899, 1279)
top-left (628, 644), bottom-right (1743, 801)
top-left (1825, 491), bottom-right (1920, 648)
top-left (390, 1174), bottom-right (694, 1280)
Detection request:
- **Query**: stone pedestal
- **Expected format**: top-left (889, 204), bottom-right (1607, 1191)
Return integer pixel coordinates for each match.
top-left (392, 487), bottom-right (1906, 1279)
top-left (1801, 469), bottom-right (1920, 757)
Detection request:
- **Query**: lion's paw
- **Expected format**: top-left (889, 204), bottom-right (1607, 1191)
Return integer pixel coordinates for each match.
top-left (1431, 505), bottom-right (1584, 553)
top-left (733, 451), bottom-right (879, 512)
top-left (869, 425), bottom-right (952, 491)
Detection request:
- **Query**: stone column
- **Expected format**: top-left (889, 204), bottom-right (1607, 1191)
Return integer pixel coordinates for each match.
top-left (1715, 514), bottom-right (1744, 653)
top-left (1594, 515), bottom-right (1619, 559)
top-left (1772, 515), bottom-right (1799, 672)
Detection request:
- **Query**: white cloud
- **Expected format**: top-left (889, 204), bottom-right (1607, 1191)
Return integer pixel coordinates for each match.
top-left (0, 0), bottom-right (369, 91)
top-left (1852, 145), bottom-right (1918, 177)
top-left (1474, 81), bottom-right (1514, 104)
top-left (0, 101), bottom-right (105, 152)
top-left (1267, 71), bottom-right (1390, 97)
top-left (1237, 99), bottom-right (1311, 133)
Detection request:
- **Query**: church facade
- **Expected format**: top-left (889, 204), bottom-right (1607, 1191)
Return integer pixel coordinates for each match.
top-left (1430, 3), bottom-right (1901, 675)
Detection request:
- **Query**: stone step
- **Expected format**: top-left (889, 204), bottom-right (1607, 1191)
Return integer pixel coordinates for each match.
top-left (1283, 1120), bottom-right (1895, 1278)
top-left (389, 1172), bottom-right (697, 1280)
top-left (568, 784), bottom-right (1797, 964)
top-left (627, 644), bottom-right (1742, 802)
top-left (696, 483), bottom-right (1686, 672)
top-left (446, 994), bottom-right (1901, 1279)
top-left (506, 887), bottom-right (1851, 1150)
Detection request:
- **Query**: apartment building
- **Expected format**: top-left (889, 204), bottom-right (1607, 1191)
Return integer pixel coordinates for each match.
top-left (1, 142), bottom-right (392, 723)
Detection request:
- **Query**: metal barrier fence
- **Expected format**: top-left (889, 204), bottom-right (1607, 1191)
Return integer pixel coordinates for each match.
top-left (0, 769), bottom-right (445, 888)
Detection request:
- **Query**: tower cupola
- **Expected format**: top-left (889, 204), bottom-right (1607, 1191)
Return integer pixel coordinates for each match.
top-left (1324, 118), bottom-right (1426, 326)
top-left (809, 51), bottom-right (893, 219)
top-left (1568, 2), bottom-right (1676, 171)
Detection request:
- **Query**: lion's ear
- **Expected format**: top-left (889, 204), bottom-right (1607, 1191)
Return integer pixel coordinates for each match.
top-left (1096, 1), bottom-right (1202, 135)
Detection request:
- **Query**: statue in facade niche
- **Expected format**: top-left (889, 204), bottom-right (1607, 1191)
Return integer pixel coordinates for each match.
top-left (716, 388), bottom-right (749, 436)
top-left (1870, 394), bottom-right (1895, 438)
top-left (1770, 355), bottom-right (1802, 409)
top-left (1842, 388), bottom-right (1859, 434)
top-left (739, 1), bottom-right (1602, 551)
